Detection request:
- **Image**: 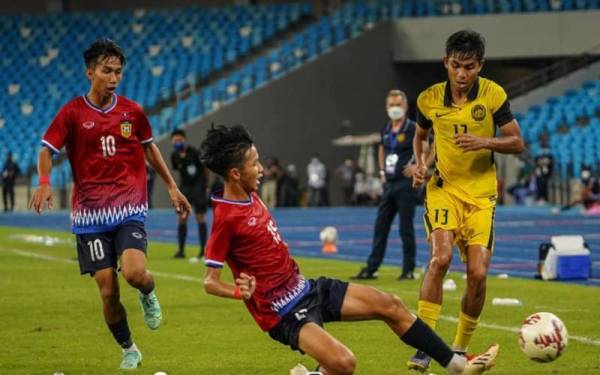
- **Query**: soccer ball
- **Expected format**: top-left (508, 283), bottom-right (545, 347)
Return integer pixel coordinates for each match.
top-left (319, 226), bottom-right (338, 243)
top-left (519, 312), bottom-right (568, 362)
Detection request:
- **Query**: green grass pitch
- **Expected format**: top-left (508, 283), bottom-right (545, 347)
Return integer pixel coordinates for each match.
top-left (1, 226), bottom-right (599, 374)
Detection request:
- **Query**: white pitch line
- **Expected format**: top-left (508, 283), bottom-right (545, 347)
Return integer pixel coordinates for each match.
top-left (2, 247), bottom-right (77, 264)
top-left (440, 315), bottom-right (600, 346)
top-left (3, 246), bottom-right (600, 347)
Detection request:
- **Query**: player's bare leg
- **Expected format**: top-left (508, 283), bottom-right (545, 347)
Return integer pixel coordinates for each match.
top-left (94, 268), bottom-right (142, 369)
top-left (462, 245), bottom-right (491, 318)
top-left (341, 283), bottom-right (497, 374)
top-left (121, 249), bottom-right (162, 330)
top-left (419, 229), bottom-right (454, 306)
top-left (409, 229), bottom-right (454, 371)
top-left (297, 323), bottom-right (356, 375)
top-left (452, 245), bottom-right (491, 352)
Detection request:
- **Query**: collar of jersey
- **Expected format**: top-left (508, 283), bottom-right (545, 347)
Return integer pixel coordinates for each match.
top-left (83, 93), bottom-right (118, 113)
top-left (385, 118), bottom-right (411, 134)
top-left (211, 191), bottom-right (253, 205)
top-left (443, 77), bottom-right (479, 107)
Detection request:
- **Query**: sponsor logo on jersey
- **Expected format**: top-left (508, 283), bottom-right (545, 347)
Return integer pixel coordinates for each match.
top-left (435, 111), bottom-right (453, 118)
top-left (82, 121), bottom-right (95, 129)
top-left (120, 121), bottom-right (132, 138)
top-left (132, 232), bottom-right (143, 239)
top-left (471, 104), bottom-right (486, 121)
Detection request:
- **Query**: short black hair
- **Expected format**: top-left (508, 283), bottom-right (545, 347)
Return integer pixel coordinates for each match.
top-left (83, 38), bottom-right (126, 68)
top-left (171, 129), bottom-right (186, 138)
top-left (446, 30), bottom-right (485, 62)
top-left (200, 124), bottom-right (254, 178)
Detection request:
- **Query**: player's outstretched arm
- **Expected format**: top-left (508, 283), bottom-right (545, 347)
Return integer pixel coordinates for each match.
top-left (28, 147), bottom-right (54, 214)
top-left (204, 267), bottom-right (256, 300)
top-left (144, 143), bottom-right (192, 214)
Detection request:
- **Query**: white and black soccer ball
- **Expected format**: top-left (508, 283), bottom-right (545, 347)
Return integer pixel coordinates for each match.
top-left (319, 226), bottom-right (338, 243)
top-left (519, 312), bottom-right (568, 362)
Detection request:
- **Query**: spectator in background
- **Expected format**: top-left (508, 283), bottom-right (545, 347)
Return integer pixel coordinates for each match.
top-left (561, 165), bottom-right (600, 212)
top-left (2, 152), bottom-right (20, 212)
top-left (353, 171), bottom-right (382, 206)
top-left (170, 129), bottom-right (209, 260)
top-left (307, 155), bottom-right (328, 206)
top-left (260, 157), bottom-right (282, 208)
top-left (335, 158), bottom-right (357, 206)
top-left (508, 156), bottom-right (536, 205)
top-left (278, 164), bottom-right (299, 207)
top-left (533, 136), bottom-right (553, 204)
top-left (352, 89), bottom-right (420, 281)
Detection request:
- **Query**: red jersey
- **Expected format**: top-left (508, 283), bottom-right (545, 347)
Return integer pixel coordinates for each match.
top-left (205, 192), bottom-right (310, 331)
top-left (42, 94), bottom-right (153, 234)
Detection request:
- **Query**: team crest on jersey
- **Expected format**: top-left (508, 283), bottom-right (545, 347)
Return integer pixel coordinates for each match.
top-left (396, 133), bottom-right (406, 143)
top-left (248, 217), bottom-right (257, 226)
top-left (471, 104), bottom-right (486, 121)
top-left (120, 121), bottom-right (132, 138)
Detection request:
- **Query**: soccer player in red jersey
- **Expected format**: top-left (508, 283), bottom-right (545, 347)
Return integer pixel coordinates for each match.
top-left (28, 39), bottom-right (191, 369)
top-left (201, 124), bottom-right (499, 375)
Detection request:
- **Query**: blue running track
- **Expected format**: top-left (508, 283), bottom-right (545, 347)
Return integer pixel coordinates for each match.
top-left (1, 206), bottom-right (599, 286)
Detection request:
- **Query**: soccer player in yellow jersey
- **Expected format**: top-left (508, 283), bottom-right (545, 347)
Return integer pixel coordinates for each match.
top-left (408, 30), bottom-right (525, 372)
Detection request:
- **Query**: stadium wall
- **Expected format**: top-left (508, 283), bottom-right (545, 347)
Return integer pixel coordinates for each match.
top-left (392, 10), bottom-right (600, 61)
top-left (153, 22), bottom-right (399, 207)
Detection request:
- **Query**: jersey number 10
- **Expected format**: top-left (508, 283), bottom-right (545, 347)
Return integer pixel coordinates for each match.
top-left (87, 239), bottom-right (105, 262)
top-left (100, 135), bottom-right (116, 157)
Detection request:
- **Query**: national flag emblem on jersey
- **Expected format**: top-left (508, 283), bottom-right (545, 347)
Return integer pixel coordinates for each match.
top-left (120, 121), bottom-right (132, 138)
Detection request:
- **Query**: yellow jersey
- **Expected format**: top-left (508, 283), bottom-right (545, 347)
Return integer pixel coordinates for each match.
top-left (416, 77), bottom-right (514, 208)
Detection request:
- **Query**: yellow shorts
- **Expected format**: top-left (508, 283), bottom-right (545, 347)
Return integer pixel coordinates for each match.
top-left (423, 182), bottom-right (496, 262)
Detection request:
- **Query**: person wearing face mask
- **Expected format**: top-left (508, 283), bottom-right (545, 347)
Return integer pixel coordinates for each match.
top-left (170, 129), bottom-right (210, 260)
top-left (351, 89), bottom-right (419, 281)
top-left (561, 166), bottom-right (600, 212)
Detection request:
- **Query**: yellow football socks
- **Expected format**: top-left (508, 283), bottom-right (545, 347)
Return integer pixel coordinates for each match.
top-left (452, 311), bottom-right (480, 351)
top-left (417, 300), bottom-right (442, 330)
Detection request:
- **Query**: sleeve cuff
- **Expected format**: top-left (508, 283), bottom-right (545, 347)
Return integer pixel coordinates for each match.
top-left (41, 140), bottom-right (60, 154)
top-left (493, 100), bottom-right (514, 127)
top-left (204, 259), bottom-right (224, 269)
top-left (416, 107), bottom-right (433, 129)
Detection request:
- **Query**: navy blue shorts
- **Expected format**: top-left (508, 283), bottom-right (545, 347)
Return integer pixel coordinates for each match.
top-left (268, 277), bottom-right (349, 352)
top-left (182, 185), bottom-right (208, 214)
top-left (75, 220), bottom-right (147, 276)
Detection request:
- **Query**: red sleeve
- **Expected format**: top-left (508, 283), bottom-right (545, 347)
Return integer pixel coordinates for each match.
top-left (204, 214), bottom-right (233, 268)
top-left (134, 104), bottom-right (153, 145)
top-left (42, 104), bottom-right (72, 153)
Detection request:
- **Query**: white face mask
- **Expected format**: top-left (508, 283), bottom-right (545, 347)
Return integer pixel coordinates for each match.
top-left (387, 106), bottom-right (405, 121)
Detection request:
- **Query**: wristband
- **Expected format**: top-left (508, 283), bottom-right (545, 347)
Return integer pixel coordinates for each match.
top-left (39, 175), bottom-right (51, 186)
top-left (233, 286), bottom-right (242, 300)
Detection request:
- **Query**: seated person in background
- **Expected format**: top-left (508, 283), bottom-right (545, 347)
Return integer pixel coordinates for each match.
top-left (561, 166), bottom-right (600, 212)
